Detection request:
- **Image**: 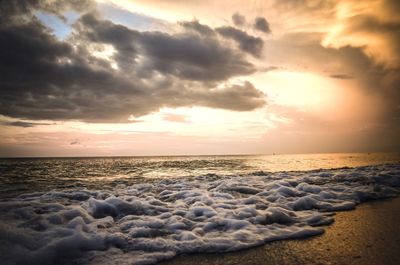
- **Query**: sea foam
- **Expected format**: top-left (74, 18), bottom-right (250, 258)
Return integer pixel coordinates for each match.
top-left (0, 163), bottom-right (399, 264)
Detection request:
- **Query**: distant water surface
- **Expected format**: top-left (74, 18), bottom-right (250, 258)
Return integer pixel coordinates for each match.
top-left (0, 152), bottom-right (399, 198)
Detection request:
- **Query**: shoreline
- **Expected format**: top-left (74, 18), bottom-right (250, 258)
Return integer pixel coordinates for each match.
top-left (162, 197), bottom-right (400, 265)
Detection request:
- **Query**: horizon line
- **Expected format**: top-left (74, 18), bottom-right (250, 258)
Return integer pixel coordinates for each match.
top-left (1, 151), bottom-right (398, 159)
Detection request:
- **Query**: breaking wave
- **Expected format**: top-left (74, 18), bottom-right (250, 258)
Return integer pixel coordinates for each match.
top-left (1, 163), bottom-right (400, 265)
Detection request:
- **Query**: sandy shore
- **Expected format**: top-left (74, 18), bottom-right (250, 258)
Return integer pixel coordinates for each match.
top-left (162, 197), bottom-right (400, 265)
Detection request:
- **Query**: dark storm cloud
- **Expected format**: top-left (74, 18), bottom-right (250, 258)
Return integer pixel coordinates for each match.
top-left (138, 31), bottom-right (255, 80)
top-left (78, 14), bottom-right (256, 81)
top-left (179, 20), bottom-right (215, 36)
top-left (216, 26), bottom-right (264, 58)
top-left (0, 16), bottom-right (147, 122)
top-left (0, 1), bottom-right (266, 123)
top-left (254, 17), bottom-right (271, 33)
top-left (76, 13), bottom-right (140, 74)
top-left (179, 21), bottom-right (265, 59)
top-left (232, 12), bottom-right (246, 27)
top-left (0, 0), bottom-right (94, 23)
top-left (196, 81), bottom-right (266, 111)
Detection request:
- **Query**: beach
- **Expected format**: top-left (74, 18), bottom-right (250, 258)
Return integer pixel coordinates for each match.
top-left (1, 156), bottom-right (400, 265)
top-left (163, 197), bottom-right (400, 265)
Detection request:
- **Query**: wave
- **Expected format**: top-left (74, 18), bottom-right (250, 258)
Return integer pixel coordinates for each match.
top-left (1, 163), bottom-right (399, 265)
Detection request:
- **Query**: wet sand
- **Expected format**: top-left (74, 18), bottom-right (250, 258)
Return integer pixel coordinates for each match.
top-left (162, 197), bottom-right (400, 265)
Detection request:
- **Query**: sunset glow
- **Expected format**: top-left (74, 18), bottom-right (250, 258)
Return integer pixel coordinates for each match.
top-left (0, 0), bottom-right (399, 157)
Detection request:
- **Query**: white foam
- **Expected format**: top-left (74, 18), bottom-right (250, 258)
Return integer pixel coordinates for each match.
top-left (0, 163), bottom-right (399, 264)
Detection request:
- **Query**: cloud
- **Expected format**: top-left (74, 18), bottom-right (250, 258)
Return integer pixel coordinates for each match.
top-left (0, 121), bottom-right (53, 128)
top-left (329, 74), bottom-right (354, 79)
top-left (262, 26), bottom-right (400, 151)
top-left (70, 139), bottom-right (81, 145)
top-left (216, 26), bottom-right (264, 58)
top-left (232, 12), bottom-right (245, 27)
top-left (196, 81), bottom-right (266, 110)
top-left (78, 13), bottom-right (258, 81)
top-left (315, 0), bottom-right (400, 140)
top-left (323, 0), bottom-right (400, 69)
top-left (179, 20), bottom-right (215, 36)
top-left (0, 1), bottom-right (266, 123)
top-left (180, 20), bottom-right (265, 58)
top-left (254, 17), bottom-right (271, 33)
top-left (0, 0), bottom-right (94, 23)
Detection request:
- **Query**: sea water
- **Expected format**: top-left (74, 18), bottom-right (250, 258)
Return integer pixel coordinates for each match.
top-left (0, 153), bottom-right (399, 264)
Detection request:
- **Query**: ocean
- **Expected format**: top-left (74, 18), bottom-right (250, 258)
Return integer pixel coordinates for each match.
top-left (0, 152), bottom-right (400, 264)
top-left (1, 152), bottom-right (400, 198)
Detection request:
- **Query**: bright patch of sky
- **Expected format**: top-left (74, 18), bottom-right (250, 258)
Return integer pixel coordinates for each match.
top-left (97, 2), bottom-right (170, 32)
top-left (35, 11), bottom-right (80, 40)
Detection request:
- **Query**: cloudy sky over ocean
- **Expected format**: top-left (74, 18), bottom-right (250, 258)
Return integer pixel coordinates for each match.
top-left (1, 0), bottom-right (399, 156)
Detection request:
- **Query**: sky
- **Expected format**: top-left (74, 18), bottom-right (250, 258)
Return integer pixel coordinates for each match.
top-left (0, 0), bottom-right (399, 157)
